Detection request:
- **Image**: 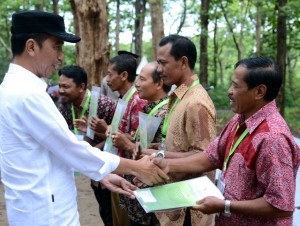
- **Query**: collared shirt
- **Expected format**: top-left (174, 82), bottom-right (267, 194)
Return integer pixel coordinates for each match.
top-left (205, 100), bottom-right (300, 226)
top-left (143, 97), bottom-right (169, 143)
top-left (118, 87), bottom-right (147, 157)
top-left (120, 97), bottom-right (169, 225)
top-left (156, 75), bottom-right (217, 226)
top-left (0, 63), bottom-right (120, 226)
top-left (58, 90), bottom-right (116, 146)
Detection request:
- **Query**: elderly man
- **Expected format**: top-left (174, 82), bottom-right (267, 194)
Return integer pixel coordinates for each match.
top-left (0, 10), bottom-right (167, 226)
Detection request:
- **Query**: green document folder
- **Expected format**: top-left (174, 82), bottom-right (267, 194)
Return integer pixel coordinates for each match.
top-left (133, 176), bottom-right (224, 213)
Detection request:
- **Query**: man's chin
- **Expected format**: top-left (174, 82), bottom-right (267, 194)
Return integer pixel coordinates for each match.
top-left (59, 97), bottom-right (69, 104)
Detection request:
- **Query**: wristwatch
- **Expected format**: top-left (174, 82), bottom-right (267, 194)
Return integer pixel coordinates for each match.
top-left (224, 200), bottom-right (231, 217)
top-left (155, 150), bottom-right (165, 158)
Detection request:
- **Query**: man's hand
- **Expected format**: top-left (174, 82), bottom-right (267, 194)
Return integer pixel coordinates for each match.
top-left (132, 143), bottom-right (158, 160)
top-left (112, 131), bottom-right (134, 152)
top-left (73, 116), bottom-right (88, 133)
top-left (152, 156), bottom-right (169, 174)
top-left (134, 154), bottom-right (169, 186)
top-left (100, 174), bottom-right (137, 199)
top-left (191, 196), bottom-right (225, 214)
top-left (90, 116), bottom-right (108, 134)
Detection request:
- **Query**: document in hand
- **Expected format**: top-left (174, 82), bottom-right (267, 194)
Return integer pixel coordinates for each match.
top-left (133, 176), bottom-right (224, 213)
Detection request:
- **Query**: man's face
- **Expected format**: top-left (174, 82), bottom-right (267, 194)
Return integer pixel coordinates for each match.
top-left (58, 75), bottom-right (83, 104)
top-left (135, 64), bottom-right (159, 101)
top-left (106, 63), bottom-right (123, 92)
top-left (33, 36), bottom-right (64, 78)
top-left (228, 65), bottom-right (257, 119)
top-left (157, 43), bottom-right (183, 87)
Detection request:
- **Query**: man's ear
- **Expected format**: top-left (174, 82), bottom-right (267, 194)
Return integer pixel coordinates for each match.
top-left (255, 84), bottom-right (267, 100)
top-left (79, 83), bottom-right (86, 93)
top-left (25, 39), bottom-right (37, 57)
top-left (121, 71), bottom-right (129, 81)
top-left (181, 56), bottom-right (189, 70)
top-left (156, 79), bottom-right (164, 91)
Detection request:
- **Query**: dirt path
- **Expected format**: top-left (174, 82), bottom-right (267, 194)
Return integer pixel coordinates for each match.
top-left (0, 175), bottom-right (104, 226)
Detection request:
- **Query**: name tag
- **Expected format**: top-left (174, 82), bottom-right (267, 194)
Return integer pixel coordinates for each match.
top-left (215, 169), bottom-right (226, 194)
top-left (75, 134), bottom-right (84, 141)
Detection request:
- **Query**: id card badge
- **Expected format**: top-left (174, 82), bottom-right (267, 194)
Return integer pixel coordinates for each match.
top-left (215, 169), bottom-right (226, 194)
top-left (75, 134), bottom-right (84, 141)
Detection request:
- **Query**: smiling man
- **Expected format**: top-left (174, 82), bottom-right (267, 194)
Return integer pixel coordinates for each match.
top-left (154, 34), bottom-right (217, 226)
top-left (154, 56), bottom-right (300, 226)
top-left (0, 10), bottom-right (168, 226)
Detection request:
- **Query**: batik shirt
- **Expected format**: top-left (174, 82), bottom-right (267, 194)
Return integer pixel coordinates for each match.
top-left (59, 91), bottom-right (116, 146)
top-left (205, 100), bottom-right (300, 226)
top-left (119, 97), bottom-right (169, 225)
top-left (156, 75), bottom-right (217, 226)
top-left (118, 87), bottom-right (147, 157)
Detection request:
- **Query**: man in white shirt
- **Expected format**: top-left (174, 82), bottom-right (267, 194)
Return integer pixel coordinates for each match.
top-left (0, 10), bottom-right (168, 226)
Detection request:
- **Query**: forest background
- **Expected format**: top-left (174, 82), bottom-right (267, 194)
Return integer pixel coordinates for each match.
top-left (0, 0), bottom-right (299, 135)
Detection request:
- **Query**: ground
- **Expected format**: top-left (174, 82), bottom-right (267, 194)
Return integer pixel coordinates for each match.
top-left (0, 175), bottom-right (104, 226)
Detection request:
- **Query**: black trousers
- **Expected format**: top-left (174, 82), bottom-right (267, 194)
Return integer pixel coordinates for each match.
top-left (183, 207), bottom-right (192, 226)
top-left (90, 181), bottom-right (113, 226)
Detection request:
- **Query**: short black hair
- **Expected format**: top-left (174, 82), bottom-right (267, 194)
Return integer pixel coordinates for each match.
top-left (58, 65), bottom-right (88, 89)
top-left (109, 54), bottom-right (137, 83)
top-left (235, 56), bottom-right (282, 101)
top-left (158, 34), bottom-right (197, 70)
top-left (11, 33), bottom-right (49, 57)
top-left (151, 68), bottom-right (172, 93)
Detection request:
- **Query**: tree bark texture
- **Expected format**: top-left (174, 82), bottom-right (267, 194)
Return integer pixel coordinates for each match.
top-left (150, 0), bottom-right (164, 60)
top-left (276, 0), bottom-right (287, 116)
top-left (134, 0), bottom-right (146, 63)
top-left (115, 0), bottom-right (120, 52)
top-left (199, 0), bottom-right (209, 88)
top-left (70, 0), bottom-right (110, 88)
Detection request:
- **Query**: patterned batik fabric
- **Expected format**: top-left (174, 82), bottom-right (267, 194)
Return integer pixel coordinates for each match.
top-left (58, 90), bottom-right (116, 146)
top-left (119, 97), bottom-right (169, 225)
top-left (118, 90), bottom-right (147, 157)
top-left (156, 75), bottom-right (217, 226)
top-left (205, 100), bottom-right (300, 226)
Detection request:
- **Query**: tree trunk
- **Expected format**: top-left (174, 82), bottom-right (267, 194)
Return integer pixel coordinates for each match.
top-left (70, 0), bottom-right (110, 88)
top-left (149, 0), bottom-right (164, 60)
top-left (199, 0), bottom-right (209, 88)
top-left (220, 1), bottom-right (241, 61)
top-left (52, 0), bottom-right (59, 14)
top-left (134, 0), bottom-right (146, 63)
top-left (115, 0), bottom-right (120, 52)
top-left (177, 0), bottom-right (187, 34)
top-left (276, 0), bottom-right (287, 116)
top-left (255, 2), bottom-right (262, 56)
top-left (212, 12), bottom-right (218, 87)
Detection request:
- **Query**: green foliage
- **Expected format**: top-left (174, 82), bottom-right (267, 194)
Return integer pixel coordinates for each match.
top-left (285, 107), bottom-right (300, 133)
top-left (207, 86), bottom-right (231, 110)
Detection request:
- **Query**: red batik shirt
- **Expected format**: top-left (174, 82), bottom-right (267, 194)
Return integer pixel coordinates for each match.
top-left (118, 89), bottom-right (147, 157)
top-left (205, 100), bottom-right (300, 226)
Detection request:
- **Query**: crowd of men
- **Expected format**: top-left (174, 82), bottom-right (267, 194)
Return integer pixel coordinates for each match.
top-left (0, 10), bottom-right (299, 226)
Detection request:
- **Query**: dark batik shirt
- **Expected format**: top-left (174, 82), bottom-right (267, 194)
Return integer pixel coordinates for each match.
top-left (120, 96), bottom-right (169, 225)
top-left (58, 90), bottom-right (116, 146)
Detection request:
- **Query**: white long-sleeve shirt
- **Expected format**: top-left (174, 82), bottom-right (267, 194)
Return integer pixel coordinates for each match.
top-left (0, 63), bottom-right (120, 226)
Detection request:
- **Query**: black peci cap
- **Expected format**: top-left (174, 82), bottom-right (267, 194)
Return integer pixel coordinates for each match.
top-left (11, 10), bottom-right (81, 43)
top-left (117, 50), bottom-right (139, 59)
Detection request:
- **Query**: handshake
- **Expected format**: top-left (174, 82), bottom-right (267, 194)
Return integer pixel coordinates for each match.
top-left (101, 151), bottom-right (169, 199)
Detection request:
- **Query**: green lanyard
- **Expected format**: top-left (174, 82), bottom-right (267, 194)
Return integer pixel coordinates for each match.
top-left (125, 87), bottom-right (137, 103)
top-left (223, 125), bottom-right (249, 172)
top-left (132, 99), bottom-right (169, 141)
top-left (161, 79), bottom-right (200, 141)
top-left (72, 90), bottom-right (91, 134)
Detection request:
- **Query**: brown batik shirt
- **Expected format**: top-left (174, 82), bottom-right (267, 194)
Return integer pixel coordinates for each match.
top-left (155, 75), bottom-right (217, 226)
